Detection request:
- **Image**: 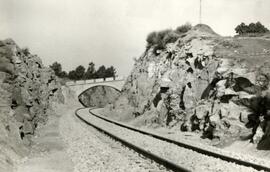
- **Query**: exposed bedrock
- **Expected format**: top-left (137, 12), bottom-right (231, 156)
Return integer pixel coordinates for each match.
top-left (0, 38), bottom-right (64, 171)
top-left (104, 24), bottom-right (270, 148)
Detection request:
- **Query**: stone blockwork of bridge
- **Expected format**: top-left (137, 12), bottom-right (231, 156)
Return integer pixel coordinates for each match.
top-left (66, 76), bottom-right (126, 96)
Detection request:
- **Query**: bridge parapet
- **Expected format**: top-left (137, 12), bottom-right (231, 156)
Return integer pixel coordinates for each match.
top-left (85, 79), bottom-right (94, 84)
top-left (66, 76), bottom-right (126, 96)
top-left (66, 76), bottom-right (125, 86)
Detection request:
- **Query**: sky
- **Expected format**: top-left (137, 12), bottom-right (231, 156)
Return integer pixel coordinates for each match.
top-left (0, 0), bottom-right (270, 76)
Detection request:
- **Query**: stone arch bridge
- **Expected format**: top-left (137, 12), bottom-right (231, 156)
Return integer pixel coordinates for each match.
top-left (66, 76), bottom-right (126, 96)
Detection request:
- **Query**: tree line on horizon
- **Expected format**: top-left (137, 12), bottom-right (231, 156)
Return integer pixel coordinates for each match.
top-left (235, 21), bottom-right (269, 35)
top-left (50, 61), bottom-right (117, 81)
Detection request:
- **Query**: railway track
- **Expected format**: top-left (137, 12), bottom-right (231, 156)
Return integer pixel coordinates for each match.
top-left (87, 108), bottom-right (270, 171)
top-left (75, 107), bottom-right (189, 172)
top-left (75, 107), bottom-right (270, 172)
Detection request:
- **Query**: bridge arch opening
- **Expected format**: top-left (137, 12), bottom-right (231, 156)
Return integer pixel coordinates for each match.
top-left (78, 85), bottom-right (121, 107)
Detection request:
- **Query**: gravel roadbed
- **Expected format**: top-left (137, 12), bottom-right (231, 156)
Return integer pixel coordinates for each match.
top-left (81, 108), bottom-right (262, 172)
top-left (94, 108), bottom-right (270, 169)
top-left (60, 108), bottom-right (168, 172)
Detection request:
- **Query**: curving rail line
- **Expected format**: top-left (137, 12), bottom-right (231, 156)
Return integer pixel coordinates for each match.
top-left (87, 108), bottom-right (270, 172)
top-left (75, 107), bottom-right (190, 172)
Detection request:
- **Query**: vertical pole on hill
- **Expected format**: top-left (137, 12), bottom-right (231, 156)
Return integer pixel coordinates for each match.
top-left (199, 0), bottom-right (202, 24)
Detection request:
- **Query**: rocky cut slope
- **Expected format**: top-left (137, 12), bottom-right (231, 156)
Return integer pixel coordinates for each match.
top-left (104, 24), bottom-right (270, 148)
top-left (0, 39), bottom-right (64, 171)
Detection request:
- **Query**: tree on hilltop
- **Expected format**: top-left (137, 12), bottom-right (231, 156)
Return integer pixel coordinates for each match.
top-left (50, 62), bottom-right (62, 76)
top-left (68, 70), bottom-right (77, 80)
top-left (235, 22), bottom-right (269, 35)
top-left (50, 61), bottom-right (66, 77)
top-left (95, 65), bottom-right (107, 79)
top-left (59, 71), bottom-right (67, 78)
top-left (75, 65), bottom-right (85, 80)
top-left (84, 62), bottom-right (96, 79)
top-left (65, 62), bottom-right (118, 80)
top-left (175, 22), bottom-right (192, 34)
top-left (105, 66), bottom-right (116, 78)
top-left (235, 22), bottom-right (248, 35)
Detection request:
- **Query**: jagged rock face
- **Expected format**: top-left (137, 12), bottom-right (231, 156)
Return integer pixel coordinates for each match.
top-left (79, 85), bottom-right (121, 107)
top-left (107, 25), bottom-right (270, 147)
top-left (0, 38), bottom-right (64, 170)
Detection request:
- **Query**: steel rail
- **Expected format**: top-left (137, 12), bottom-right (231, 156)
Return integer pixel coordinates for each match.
top-left (88, 108), bottom-right (270, 172)
top-left (75, 108), bottom-right (190, 172)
